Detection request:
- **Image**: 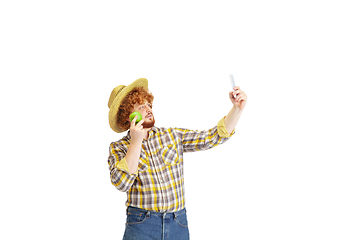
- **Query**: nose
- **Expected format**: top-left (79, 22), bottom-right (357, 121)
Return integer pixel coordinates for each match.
top-left (145, 105), bottom-right (152, 113)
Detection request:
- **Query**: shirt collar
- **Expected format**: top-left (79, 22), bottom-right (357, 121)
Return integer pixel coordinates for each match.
top-left (151, 126), bottom-right (158, 133)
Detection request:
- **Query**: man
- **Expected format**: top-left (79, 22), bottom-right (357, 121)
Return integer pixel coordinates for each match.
top-left (107, 78), bottom-right (247, 240)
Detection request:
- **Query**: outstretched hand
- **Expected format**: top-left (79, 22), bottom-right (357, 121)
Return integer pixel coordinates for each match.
top-left (229, 86), bottom-right (247, 111)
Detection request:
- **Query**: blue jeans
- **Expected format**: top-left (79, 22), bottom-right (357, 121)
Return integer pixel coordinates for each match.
top-left (123, 206), bottom-right (190, 240)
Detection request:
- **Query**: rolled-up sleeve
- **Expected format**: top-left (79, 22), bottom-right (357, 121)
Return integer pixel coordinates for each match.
top-left (174, 117), bottom-right (235, 153)
top-left (217, 116), bottom-right (235, 138)
top-left (108, 143), bottom-right (137, 192)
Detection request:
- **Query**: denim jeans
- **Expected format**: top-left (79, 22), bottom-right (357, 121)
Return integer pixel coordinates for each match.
top-left (122, 206), bottom-right (190, 240)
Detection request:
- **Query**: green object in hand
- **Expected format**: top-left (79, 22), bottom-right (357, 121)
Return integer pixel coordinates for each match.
top-left (129, 111), bottom-right (142, 123)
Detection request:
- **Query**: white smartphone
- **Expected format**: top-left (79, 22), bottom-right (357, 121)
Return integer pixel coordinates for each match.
top-left (230, 74), bottom-right (237, 98)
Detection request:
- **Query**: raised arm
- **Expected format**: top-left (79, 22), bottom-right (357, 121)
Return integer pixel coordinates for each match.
top-left (224, 86), bottom-right (247, 133)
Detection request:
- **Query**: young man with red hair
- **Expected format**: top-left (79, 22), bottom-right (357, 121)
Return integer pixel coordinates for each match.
top-left (107, 78), bottom-right (247, 240)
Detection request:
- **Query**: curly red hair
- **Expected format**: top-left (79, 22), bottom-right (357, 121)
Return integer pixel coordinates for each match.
top-left (117, 87), bottom-right (154, 131)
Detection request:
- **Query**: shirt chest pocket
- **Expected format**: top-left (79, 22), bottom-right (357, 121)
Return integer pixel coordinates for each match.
top-left (159, 144), bottom-right (179, 166)
top-left (138, 150), bottom-right (149, 173)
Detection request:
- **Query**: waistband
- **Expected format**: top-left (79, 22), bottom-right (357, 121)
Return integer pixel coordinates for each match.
top-left (126, 206), bottom-right (186, 218)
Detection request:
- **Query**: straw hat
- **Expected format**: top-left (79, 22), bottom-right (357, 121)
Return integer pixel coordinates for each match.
top-left (108, 78), bottom-right (148, 133)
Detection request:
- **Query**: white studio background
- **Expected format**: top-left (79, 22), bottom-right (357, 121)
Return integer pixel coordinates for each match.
top-left (1, 1), bottom-right (359, 239)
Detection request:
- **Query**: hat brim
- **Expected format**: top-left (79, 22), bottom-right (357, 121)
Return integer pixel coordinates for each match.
top-left (109, 78), bottom-right (148, 133)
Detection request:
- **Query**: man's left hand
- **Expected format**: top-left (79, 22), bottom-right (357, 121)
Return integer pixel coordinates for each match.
top-left (229, 87), bottom-right (247, 111)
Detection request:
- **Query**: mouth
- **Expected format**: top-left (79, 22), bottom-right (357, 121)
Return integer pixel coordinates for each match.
top-left (146, 114), bottom-right (152, 119)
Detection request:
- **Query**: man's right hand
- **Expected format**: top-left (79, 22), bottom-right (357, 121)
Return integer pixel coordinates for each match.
top-left (129, 115), bottom-right (147, 142)
top-left (124, 115), bottom-right (147, 174)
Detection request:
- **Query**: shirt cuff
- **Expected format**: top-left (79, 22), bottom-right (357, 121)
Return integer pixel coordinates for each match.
top-left (116, 157), bottom-right (138, 176)
top-left (217, 116), bottom-right (235, 138)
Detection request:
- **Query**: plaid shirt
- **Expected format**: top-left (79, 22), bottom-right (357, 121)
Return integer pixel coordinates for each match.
top-left (108, 117), bottom-right (234, 212)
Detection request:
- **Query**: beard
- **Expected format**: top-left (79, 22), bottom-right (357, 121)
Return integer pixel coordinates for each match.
top-left (142, 118), bottom-right (155, 128)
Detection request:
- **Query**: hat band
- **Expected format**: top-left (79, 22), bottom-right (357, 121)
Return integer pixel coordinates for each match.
top-left (116, 86), bottom-right (125, 97)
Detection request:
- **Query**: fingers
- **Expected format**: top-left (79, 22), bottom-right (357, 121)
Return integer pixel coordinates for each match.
top-left (229, 87), bottom-right (243, 99)
top-left (229, 86), bottom-right (247, 110)
top-left (233, 87), bottom-right (243, 94)
top-left (229, 91), bottom-right (235, 98)
top-left (230, 88), bottom-right (245, 100)
top-left (130, 116), bottom-right (144, 128)
top-left (235, 92), bottom-right (247, 103)
top-left (130, 115), bottom-right (138, 127)
top-left (136, 119), bottom-right (145, 127)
